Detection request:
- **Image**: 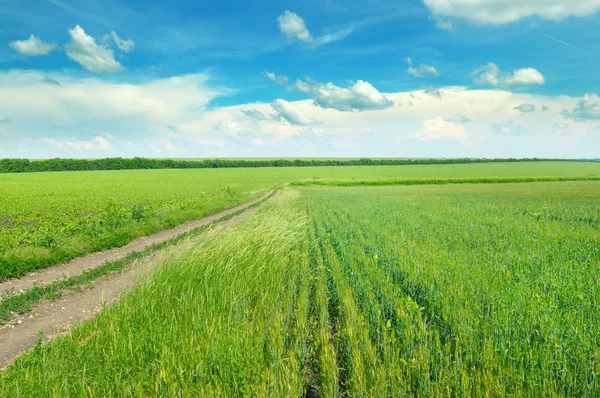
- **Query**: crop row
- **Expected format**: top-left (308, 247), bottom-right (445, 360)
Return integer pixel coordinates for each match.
top-left (1, 182), bottom-right (599, 396)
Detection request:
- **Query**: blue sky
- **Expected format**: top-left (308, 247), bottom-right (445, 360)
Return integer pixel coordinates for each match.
top-left (1, 0), bottom-right (600, 158)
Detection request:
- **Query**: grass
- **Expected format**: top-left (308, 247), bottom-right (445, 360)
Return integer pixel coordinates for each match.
top-left (0, 190), bottom-right (277, 325)
top-left (1, 191), bottom-right (312, 396)
top-left (302, 182), bottom-right (600, 396)
top-left (0, 169), bottom-right (276, 280)
top-left (291, 175), bottom-right (600, 187)
top-left (2, 181), bottom-right (599, 396)
top-left (2, 161), bottom-right (599, 280)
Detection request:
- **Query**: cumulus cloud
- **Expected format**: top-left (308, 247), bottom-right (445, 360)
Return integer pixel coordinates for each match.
top-left (109, 31), bottom-right (135, 52)
top-left (3, 70), bottom-right (598, 158)
top-left (504, 68), bottom-right (546, 86)
top-left (412, 117), bottom-right (467, 141)
top-left (562, 94), bottom-right (600, 121)
top-left (66, 25), bottom-right (124, 73)
top-left (423, 0), bottom-right (600, 26)
top-left (0, 70), bottom-right (225, 139)
top-left (472, 63), bottom-right (545, 87)
top-left (291, 78), bottom-right (393, 112)
top-left (277, 10), bottom-right (352, 46)
top-left (9, 35), bottom-right (57, 56)
top-left (241, 109), bottom-right (268, 121)
top-left (264, 71), bottom-right (289, 85)
top-left (406, 58), bottom-right (439, 78)
top-left (272, 99), bottom-right (319, 125)
top-left (41, 136), bottom-right (113, 151)
top-left (490, 121), bottom-right (528, 136)
top-left (278, 11), bottom-right (313, 42)
top-left (514, 104), bottom-right (536, 113)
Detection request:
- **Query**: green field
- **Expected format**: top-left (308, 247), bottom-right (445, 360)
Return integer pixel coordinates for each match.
top-left (2, 179), bottom-right (599, 396)
top-left (2, 161), bottom-right (600, 281)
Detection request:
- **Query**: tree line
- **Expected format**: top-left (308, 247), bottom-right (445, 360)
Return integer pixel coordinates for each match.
top-left (0, 157), bottom-right (585, 173)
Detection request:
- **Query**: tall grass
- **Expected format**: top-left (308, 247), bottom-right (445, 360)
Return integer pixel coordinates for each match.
top-left (2, 182), bottom-right (599, 396)
top-left (305, 181), bottom-right (600, 396)
top-left (1, 192), bottom-right (311, 396)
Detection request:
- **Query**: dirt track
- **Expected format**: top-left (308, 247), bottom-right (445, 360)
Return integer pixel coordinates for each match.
top-left (0, 190), bottom-right (280, 368)
top-left (0, 190), bottom-right (274, 299)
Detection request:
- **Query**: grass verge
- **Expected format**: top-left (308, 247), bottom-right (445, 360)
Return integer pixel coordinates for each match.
top-left (0, 190), bottom-right (279, 325)
top-left (1, 189), bottom-right (311, 396)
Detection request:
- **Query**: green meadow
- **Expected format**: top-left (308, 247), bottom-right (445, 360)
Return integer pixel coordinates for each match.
top-left (1, 174), bottom-right (599, 396)
top-left (2, 161), bottom-right (600, 280)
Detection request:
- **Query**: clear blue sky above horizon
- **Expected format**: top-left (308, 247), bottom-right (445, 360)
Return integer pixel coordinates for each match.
top-left (1, 0), bottom-right (599, 158)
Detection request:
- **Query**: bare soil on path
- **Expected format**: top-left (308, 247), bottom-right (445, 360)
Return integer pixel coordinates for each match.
top-left (0, 190), bottom-right (280, 368)
top-left (0, 190), bottom-right (274, 299)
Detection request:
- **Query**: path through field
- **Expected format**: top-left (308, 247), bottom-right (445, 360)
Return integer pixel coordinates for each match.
top-left (0, 190), bottom-right (274, 298)
top-left (0, 190), bottom-right (279, 368)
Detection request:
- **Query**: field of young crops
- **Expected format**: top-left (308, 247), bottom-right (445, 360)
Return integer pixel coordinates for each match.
top-left (2, 180), bottom-right (599, 396)
top-left (1, 162), bottom-right (599, 281)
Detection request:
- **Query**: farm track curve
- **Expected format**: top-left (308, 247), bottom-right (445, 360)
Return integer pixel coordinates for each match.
top-left (0, 190), bottom-right (275, 299)
top-left (0, 190), bottom-right (280, 368)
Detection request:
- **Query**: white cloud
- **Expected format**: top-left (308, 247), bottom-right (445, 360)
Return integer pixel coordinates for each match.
top-left (272, 99), bottom-right (319, 125)
top-left (66, 25), bottom-right (124, 73)
top-left (292, 78), bottom-right (393, 112)
top-left (562, 94), bottom-right (600, 121)
top-left (277, 10), bottom-right (352, 46)
top-left (423, 0), bottom-right (600, 26)
top-left (264, 71), bottom-right (289, 85)
top-left (472, 63), bottom-right (545, 87)
top-left (9, 35), bottom-right (57, 56)
top-left (514, 104), bottom-right (536, 113)
top-left (406, 58), bottom-right (439, 78)
top-left (219, 119), bottom-right (243, 137)
top-left (412, 117), bottom-right (467, 141)
top-left (109, 31), bottom-right (135, 52)
top-left (315, 28), bottom-right (354, 46)
top-left (41, 136), bottom-right (113, 151)
top-left (0, 115), bottom-right (7, 123)
top-left (278, 11), bottom-right (313, 42)
top-left (0, 70), bottom-right (225, 139)
top-left (2, 70), bottom-right (599, 158)
top-left (504, 68), bottom-right (546, 87)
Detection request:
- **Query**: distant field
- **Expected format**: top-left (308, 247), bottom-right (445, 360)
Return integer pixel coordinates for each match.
top-left (3, 181), bottom-right (599, 396)
top-left (1, 161), bottom-right (599, 280)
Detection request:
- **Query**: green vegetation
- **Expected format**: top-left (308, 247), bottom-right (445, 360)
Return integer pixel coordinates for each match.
top-left (0, 156), bottom-right (583, 173)
top-left (2, 182), bottom-right (599, 396)
top-left (1, 161), bottom-right (599, 280)
top-left (1, 192), bottom-right (312, 396)
top-left (0, 170), bottom-right (273, 281)
top-left (302, 182), bottom-right (600, 396)
top-left (0, 191), bottom-right (275, 325)
top-left (291, 175), bottom-right (600, 187)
